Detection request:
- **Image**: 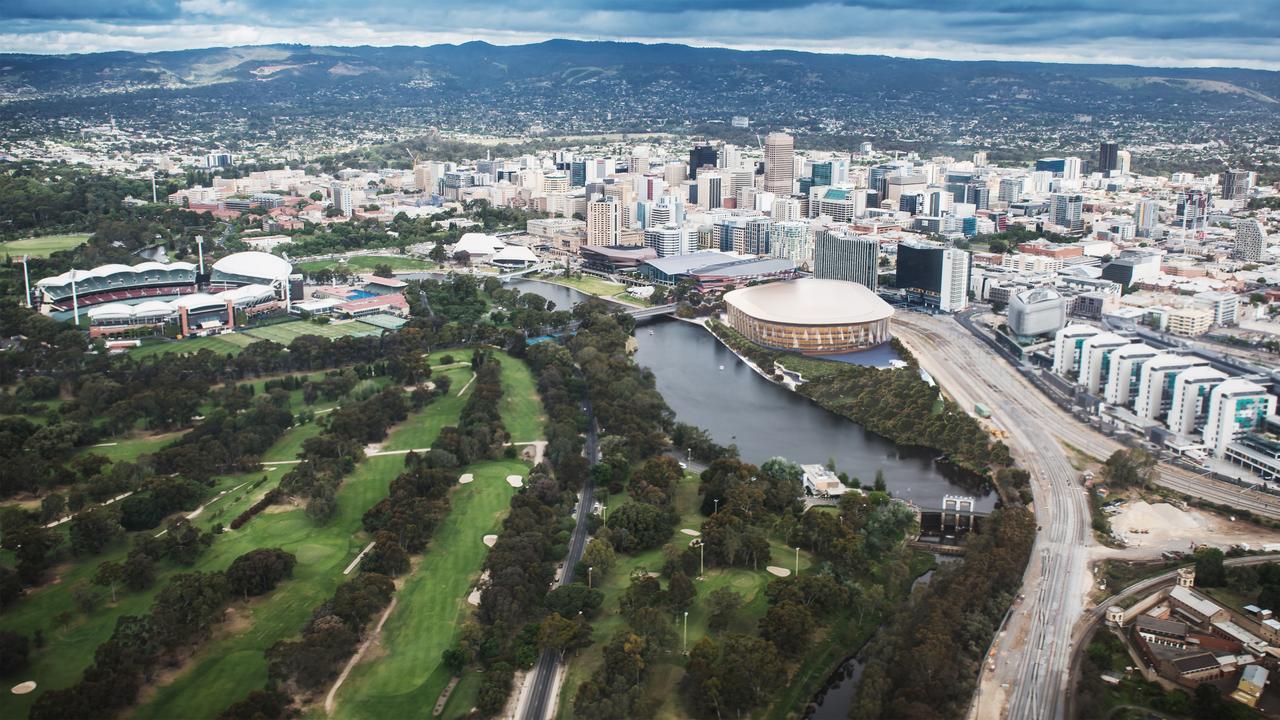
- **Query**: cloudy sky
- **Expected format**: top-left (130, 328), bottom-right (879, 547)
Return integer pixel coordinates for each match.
top-left (1, 0), bottom-right (1277, 70)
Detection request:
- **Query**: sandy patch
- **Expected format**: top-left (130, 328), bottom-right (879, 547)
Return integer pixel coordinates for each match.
top-left (363, 442), bottom-right (384, 455)
top-left (680, 528), bottom-right (701, 537)
top-left (766, 566), bottom-right (791, 577)
top-left (483, 534), bottom-right (498, 547)
top-left (467, 588), bottom-right (483, 606)
top-left (458, 473), bottom-right (474, 485)
top-left (1098, 499), bottom-right (1280, 559)
top-left (10, 681), bottom-right (36, 695)
top-left (506, 475), bottom-right (524, 488)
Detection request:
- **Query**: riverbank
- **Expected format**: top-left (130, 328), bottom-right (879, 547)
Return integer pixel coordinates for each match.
top-left (703, 318), bottom-right (1007, 488)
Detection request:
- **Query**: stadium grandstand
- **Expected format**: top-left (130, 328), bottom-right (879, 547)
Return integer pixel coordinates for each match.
top-left (37, 261), bottom-right (198, 315)
top-left (86, 284), bottom-right (279, 338)
top-left (209, 251), bottom-right (294, 290)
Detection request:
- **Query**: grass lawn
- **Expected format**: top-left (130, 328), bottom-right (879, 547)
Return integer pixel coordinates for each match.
top-left (496, 352), bottom-right (546, 441)
top-left (297, 255), bottom-right (437, 274)
top-left (535, 273), bottom-right (627, 298)
top-left (133, 348), bottom-right (543, 720)
top-left (329, 458), bottom-right (528, 719)
top-left (131, 367), bottom-right (488, 720)
top-left (557, 473), bottom-right (819, 720)
top-left (74, 430), bottom-right (186, 464)
top-left (129, 334), bottom-right (256, 360)
top-left (241, 320), bottom-right (382, 344)
top-left (0, 356), bottom-right (482, 718)
top-left (0, 234), bottom-right (90, 258)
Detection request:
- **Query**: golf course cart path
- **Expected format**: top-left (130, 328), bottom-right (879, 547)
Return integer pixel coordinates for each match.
top-left (324, 597), bottom-right (398, 715)
top-left (344, 541), bottom-right (376, 575)
top-left (456, 372), bottom-right (477, 397)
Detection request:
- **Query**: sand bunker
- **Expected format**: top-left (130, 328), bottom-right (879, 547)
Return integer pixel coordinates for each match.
top-left (11, 682), bottom-right (36, 695)
top-left (458, 473), bottom-right (474, 484)
top-left (506, 475), bottom-right (524, 488)
top-left (680, 528), bottom-right (700, 537)
top-left (766, 566), bottom-right (791, 577)
top-left (467, 588), bottom-right (482, 606)
top-left (483, 534), bottom-right (498, 547)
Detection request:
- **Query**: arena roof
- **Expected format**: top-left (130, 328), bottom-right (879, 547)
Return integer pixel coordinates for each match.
top-left (451, 233), bottom-right (505, 256)
top-left (38, 260), bottom-right (197, 288)
top-left (211, 251), bottom-right (293, 283)
top-left (492, 245), bottom-right (539, 263)
top-left (725, 278), bottom-right (894, 326)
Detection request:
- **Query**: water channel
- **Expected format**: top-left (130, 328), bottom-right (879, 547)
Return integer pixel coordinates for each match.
top-left (509, 278), bottom-right (996, 511)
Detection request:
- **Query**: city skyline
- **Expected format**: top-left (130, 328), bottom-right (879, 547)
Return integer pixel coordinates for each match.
top-left (2, 1), bottom-right (1279, 70)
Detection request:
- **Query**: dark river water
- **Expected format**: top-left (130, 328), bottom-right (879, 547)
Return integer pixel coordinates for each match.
top-left (509, 279), bottom-right (994, 511)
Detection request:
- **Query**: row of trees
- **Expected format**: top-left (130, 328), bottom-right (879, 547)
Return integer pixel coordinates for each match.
top-left (710, 320), bottom-right (1012, 479)
top-left (29, 548), bottom-right (295, 719)
top-left (220, 350), bottom-right (503, 714)
top-left (278, 386), bottom-right (410, 523)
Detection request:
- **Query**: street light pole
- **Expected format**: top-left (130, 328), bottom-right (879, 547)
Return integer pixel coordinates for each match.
top-left (699, 541), bottom-right (704, 578)
top-left (683, 610), bottom-right (689, 654)
top-left (588, 566), bottom-right (593, 589)
top-left (713, 498), bottom-right (719, 515)
top-left (795, 546), bottom-right (799, 576)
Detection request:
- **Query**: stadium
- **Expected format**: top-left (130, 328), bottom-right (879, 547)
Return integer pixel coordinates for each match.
top-left (723, 278), bottom-right (894, 354)
top-left (208, 251), bottom-right (294, 290)
top-left (36, 261), bottom-right (198, 314)
top-left (85, 285), bottom-right (279, 337)
top-left (35, 251), bottom-right (296, 327)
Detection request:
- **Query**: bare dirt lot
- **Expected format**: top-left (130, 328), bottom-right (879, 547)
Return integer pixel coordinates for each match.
top-left (1094, 499), bottom-right (1280, 560)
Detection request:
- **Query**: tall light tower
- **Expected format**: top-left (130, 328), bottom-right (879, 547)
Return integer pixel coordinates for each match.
top-left (21, 256), bottom-right (31, 308)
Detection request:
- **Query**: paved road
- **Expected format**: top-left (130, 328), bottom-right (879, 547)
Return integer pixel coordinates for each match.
top-left (895, 314), bottom-right (1091, 720)
top-left (519, 405), bottom-right (599, 720)
top-left (896, 311), bottom-right (1280, 720)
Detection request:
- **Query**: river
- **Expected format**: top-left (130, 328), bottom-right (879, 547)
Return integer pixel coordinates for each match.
top-left (508, 279), bottom-right (994, 511)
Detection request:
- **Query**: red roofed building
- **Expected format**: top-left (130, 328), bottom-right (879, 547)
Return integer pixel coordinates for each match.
top-left (337, 293), bottom-right (409, 318)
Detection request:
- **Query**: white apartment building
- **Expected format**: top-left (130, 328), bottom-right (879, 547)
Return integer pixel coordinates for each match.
top-left (1052, 324), bottom-right (1100, 377)
top-left (1203, 380), bottom-right (1276, 457)
top-left (1104, 343), bottom-right (1160, 408)
top-left (1077, 333), bottom-right (1130, 395)
top-left (1134, 354), bottom-right (1210, 422)
top-left (1167, 367), bottom-right (1229, 436)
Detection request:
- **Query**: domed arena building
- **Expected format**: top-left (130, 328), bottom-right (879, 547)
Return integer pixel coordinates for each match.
top-left (723, 278), bottom-right (894, 354)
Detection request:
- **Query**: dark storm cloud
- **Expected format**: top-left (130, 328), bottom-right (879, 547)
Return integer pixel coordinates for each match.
top-left (0, 0), bottom-right (1276, 69)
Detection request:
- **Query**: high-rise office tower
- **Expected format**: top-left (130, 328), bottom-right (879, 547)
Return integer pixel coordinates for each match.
top-left (814, 230), bottom-right (879, 290)
top-left (689, 142), bottom-right (717, 180)
top-left (1050, 193), bottom-right (1084, 232)
top-left (998, 176), bottom-right (1026, 204)
top-left (644, 224), bottom-right (697, 258)
top-left (1098, 141), bottom-right (1119, 174)
top-left (1221, 169), bottom-right (1256, 204)
top-left (586, 197), bottom-right (623, 246)
top-left (664, 161), bottom-right (688, 187)
top-left (1234, 219), bottom-right (1267, 262)
top-left (1116, 150), bottom-right (1131, 175)
top-left (811, 161), bottom-right (834, 187)
top-left (696, 172), bottom-right (724, 210)
top-left (331, 183), bottom-right (353, 217)
top-left (764, 132), bottom-right (795, 195)
top-left (895, 241), bottom-right (970, 312)
top-left (1134, 198), bottom-right (1159, 237)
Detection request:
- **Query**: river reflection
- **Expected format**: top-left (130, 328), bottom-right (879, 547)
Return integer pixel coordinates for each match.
top-left (508, 279), bottom-right (994, 511)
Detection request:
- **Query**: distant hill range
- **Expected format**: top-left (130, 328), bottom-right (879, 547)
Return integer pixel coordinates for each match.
top-left (1, 40), bottom-right (1277, 136)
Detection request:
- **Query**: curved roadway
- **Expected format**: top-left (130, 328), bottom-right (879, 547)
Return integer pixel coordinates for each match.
top-left (895, 311), bottom-right (1280, 720)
